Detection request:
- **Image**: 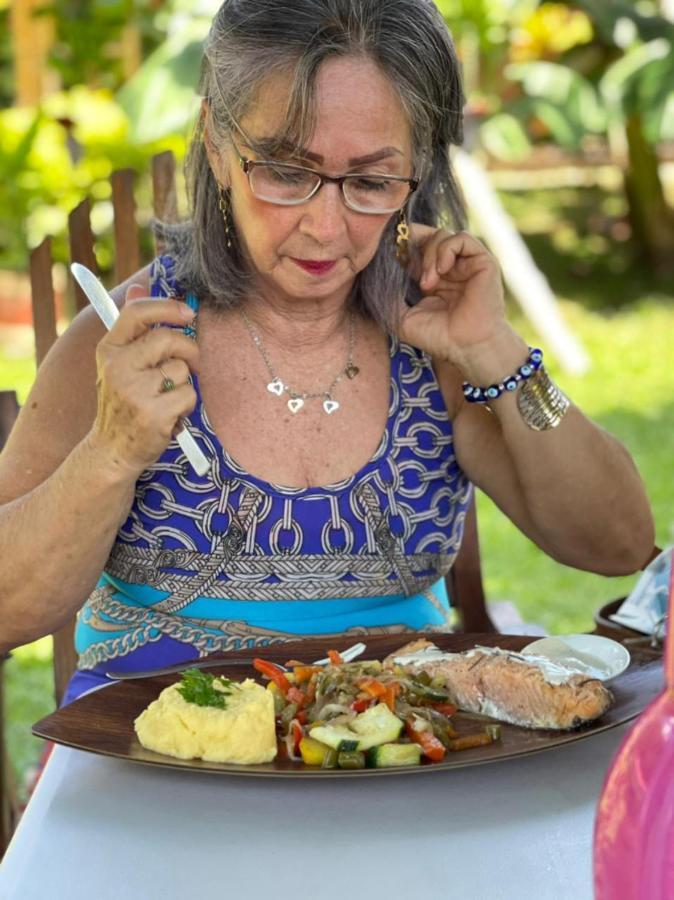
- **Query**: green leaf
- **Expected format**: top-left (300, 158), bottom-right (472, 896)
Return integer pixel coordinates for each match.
top-left (175, 669), bottom-right (238, 709)
top-left (532, 99), bottom-right (584, 150)
top-left (479, 112), bottom-right (532, 162)
top-left (600, 38), bottom-right (674, 140)
top-left (506, 61), bottom-right (606, 139)
top-left (116, 24), bottom-right (207, 144)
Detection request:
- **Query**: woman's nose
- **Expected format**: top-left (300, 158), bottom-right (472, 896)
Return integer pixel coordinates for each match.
top-left (298, 182), bottom-right (348, 243)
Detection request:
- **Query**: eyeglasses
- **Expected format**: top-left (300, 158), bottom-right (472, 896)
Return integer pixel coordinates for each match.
top-left (232, 143), bottom-right (418, 215)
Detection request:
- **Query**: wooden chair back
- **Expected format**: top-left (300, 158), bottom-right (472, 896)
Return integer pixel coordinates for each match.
top-left (28, 151), bottom-right (179, 705)
top-left (0, 391), bottom-right (20, 856)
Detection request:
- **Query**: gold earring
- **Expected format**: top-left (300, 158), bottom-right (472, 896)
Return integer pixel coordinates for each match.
top-left (395, 210), bottom-right (410, 267)
top-left (218, 184), bottom-right (233, 249)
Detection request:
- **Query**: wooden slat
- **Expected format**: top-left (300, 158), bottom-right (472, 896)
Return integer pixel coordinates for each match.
top-left (53, 625), bottom-right (78, 708)
top-left (0, 392), bottom-right (19, 451)
top-left (0, 393), bottom-right (20, 857)
top-left (111, 169), bottom-right (140, 283)
top-left (0, 653), bottom-right (19, 859)
top-left (29, 238), bottom-right (58, 366)
top-left (152, 151), bottom-right (178, 224)
top-left (68, 198), bottom-right (98, 314)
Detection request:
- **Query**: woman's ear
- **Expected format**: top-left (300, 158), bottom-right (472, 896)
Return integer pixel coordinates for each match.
top-left (201, 99), bottom-right (230, 188)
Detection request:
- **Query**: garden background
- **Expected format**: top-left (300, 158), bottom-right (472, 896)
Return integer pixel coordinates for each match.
top-left (1, 0), bottom-right (673, 801)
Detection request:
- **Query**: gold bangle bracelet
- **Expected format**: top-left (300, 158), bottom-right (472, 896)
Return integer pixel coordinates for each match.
top-left (516, 366), bottom-right (570, 431)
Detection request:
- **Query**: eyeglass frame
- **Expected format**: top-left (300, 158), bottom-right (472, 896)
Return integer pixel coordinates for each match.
top-left (230, 141), bottom-right (419, 215)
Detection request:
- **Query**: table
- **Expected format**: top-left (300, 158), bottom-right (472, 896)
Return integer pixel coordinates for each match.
top-left (0, 724), bottom-right (629, 899)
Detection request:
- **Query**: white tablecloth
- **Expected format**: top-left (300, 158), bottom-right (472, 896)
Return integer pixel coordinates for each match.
top-left (0, 725), bottom-right (629, 900)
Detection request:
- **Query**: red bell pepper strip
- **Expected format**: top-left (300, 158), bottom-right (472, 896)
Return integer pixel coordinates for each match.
top-left (291, 720), bottom-right (304, 755)
top-left (405, 718), bottom-right (446, 762)
top-left (253, 658), bottom-right (291, 695)
top-left (351, 697), bottom-right (371, 713)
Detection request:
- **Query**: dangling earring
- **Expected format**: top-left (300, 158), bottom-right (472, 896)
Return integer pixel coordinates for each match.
top-left (395, 209), bottom-right (410, 267)
top-left (218, 184), bottom-right (233, 249)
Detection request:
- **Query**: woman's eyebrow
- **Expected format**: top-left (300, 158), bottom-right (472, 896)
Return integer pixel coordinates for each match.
top-left (250, 138), bottom-right (403, 166)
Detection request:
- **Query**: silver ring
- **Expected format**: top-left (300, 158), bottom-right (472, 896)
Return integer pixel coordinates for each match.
top-left (158, 366), bottom-right (175, 393)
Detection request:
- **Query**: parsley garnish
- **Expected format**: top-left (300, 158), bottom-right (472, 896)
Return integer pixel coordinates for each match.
top-left (176, 669), bottom-right (237, 709)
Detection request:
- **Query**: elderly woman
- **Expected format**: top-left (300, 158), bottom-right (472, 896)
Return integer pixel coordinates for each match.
top-left (0, 0), bottom-right (654, 703)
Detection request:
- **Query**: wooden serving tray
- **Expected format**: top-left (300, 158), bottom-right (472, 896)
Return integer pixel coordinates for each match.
top-left (33, 633), bottom-right (664, 778)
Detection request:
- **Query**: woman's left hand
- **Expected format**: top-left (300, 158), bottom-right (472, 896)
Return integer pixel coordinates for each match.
top-left (398, 224), bottom-right (516, 370)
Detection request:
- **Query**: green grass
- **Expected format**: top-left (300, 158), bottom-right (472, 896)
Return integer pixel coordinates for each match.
top-left (478, 296), bottom-right (674, 635)
top-left (1, 182), bottom-right (673, 801)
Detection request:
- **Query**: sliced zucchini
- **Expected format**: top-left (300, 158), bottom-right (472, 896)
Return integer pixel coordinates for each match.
top-left (337, 750), bottom-right (366, 769)
top-left (309, 703), bottom-right (403, 751)
top-left (366, 743), bottom-right (422, 768)
top-left (337, 739), bottom-right (360, 752)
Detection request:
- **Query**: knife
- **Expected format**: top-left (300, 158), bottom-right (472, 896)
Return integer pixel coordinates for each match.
top-left (106, 657), bottom-right (257, 680)
top-left (71, 263), bottom-right (210, 477)
top-left (106, 642), bottom-right (367, 680)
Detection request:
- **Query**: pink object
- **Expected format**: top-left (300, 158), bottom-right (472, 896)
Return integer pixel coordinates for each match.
top-left (594, 549), bottom-right (674, 899)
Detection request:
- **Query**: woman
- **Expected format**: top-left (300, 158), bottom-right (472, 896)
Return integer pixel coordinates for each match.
top-left (0, 0), bottom-right (654, 703)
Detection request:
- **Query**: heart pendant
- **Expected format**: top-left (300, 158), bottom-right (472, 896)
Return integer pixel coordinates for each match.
top-left (323, 398), bottom-right (340, 415)
top-left (287, 397), bottom-right (305, 414)
top-left (267, 378), bottom-right (285, 396)
top-left (345, 365), bottom-right (359, 380)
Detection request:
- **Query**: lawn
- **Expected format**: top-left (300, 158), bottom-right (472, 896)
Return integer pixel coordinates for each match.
top-left (1, 181), bottom-right (673, 802)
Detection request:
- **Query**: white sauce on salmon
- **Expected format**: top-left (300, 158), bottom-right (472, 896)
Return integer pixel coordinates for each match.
top-left (392, 645), bottom-right (601, 686)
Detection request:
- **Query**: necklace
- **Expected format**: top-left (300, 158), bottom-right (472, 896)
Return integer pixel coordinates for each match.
top-left (240, 308), bottom-right (359, 415)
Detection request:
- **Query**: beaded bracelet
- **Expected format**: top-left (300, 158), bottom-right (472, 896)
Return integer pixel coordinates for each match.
top-left (462, 347), bottom-right (544, 404)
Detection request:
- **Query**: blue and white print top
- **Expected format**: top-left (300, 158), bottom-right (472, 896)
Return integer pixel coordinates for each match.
top-left (68, 255), bottom-right (472, 702)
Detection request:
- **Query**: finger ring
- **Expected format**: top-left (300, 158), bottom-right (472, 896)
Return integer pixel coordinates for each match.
top-left (158, 366), bottom-right (175, 393)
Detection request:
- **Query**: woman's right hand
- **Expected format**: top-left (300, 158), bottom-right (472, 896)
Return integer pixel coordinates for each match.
top-left (88, 285), bottom-right (200, 476)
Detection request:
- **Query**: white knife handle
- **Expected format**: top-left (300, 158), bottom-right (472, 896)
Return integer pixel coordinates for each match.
top-left (70, 263), bottom-right (210, 477)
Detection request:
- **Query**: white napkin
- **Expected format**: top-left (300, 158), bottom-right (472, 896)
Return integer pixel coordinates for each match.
top-left (610, 547), bottom-right (671, 636)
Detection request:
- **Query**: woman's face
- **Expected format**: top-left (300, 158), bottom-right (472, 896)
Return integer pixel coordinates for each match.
top-left (210, 55), bottom-right (414, 307)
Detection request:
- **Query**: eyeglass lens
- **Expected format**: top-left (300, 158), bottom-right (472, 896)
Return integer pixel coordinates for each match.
top-left (248, 163), bottom-right (410, 212)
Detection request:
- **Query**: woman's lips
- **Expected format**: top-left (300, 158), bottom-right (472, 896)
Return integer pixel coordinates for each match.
top-left (291, 258), bottom-right (338, 275)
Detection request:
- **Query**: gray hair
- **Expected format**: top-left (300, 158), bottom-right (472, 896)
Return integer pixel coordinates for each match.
top-left (158, 0), bottom-right (466, 330)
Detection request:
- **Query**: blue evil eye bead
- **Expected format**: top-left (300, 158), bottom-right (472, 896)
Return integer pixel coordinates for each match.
top-left (462, 383), bottom-right (474, 398)
top-left (504, 376), bottom-right (519, 392)
top-left (530, 348), bottom-right (543, 367)
top-left (519, 363), bottom-right (533, 378)
top-left (485, 385), bottom-right (501, 400)
top-left (470, 387), bottom-right (484, 402)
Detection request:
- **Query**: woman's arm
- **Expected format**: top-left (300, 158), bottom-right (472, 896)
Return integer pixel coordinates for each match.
top-left (433, 352), bottom-right (654, 575)
top-left (0, 269), bottom-right (199, 651)
top-left (399, 228), bottom-right (655, 576)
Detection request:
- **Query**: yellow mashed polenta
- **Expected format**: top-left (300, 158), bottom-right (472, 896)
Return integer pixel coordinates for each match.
top-left (134, 678), bottom-right (277, 763)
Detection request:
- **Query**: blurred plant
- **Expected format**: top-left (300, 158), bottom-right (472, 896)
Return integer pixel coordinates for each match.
top-left (36, 0), bottom-right (162, 91)
top-left (116, 0), bottom-right (221, 142)
top-left (480, 0), bottom-right (674, 267)
top-left (0, 0), bottom-right (12, 109)
top-left (0, 87), bottom-right (185, 272)
top-left (435, 0), bottom-right (538, 101)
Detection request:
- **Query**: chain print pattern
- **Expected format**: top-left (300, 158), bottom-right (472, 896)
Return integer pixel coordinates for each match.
top-left (74, 255), bottom-right (472, 669)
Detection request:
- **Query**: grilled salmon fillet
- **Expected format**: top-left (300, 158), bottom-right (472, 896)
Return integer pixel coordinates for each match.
top-left (385, 640), bottom-right (613, 730)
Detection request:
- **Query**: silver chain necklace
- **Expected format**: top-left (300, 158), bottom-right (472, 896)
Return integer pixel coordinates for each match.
top-left (240, 308), bottom-right (359, 415)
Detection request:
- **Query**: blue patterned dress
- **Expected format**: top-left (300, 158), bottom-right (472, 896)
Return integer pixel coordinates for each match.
top-left (65, 256), bottom-right (472, 703)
